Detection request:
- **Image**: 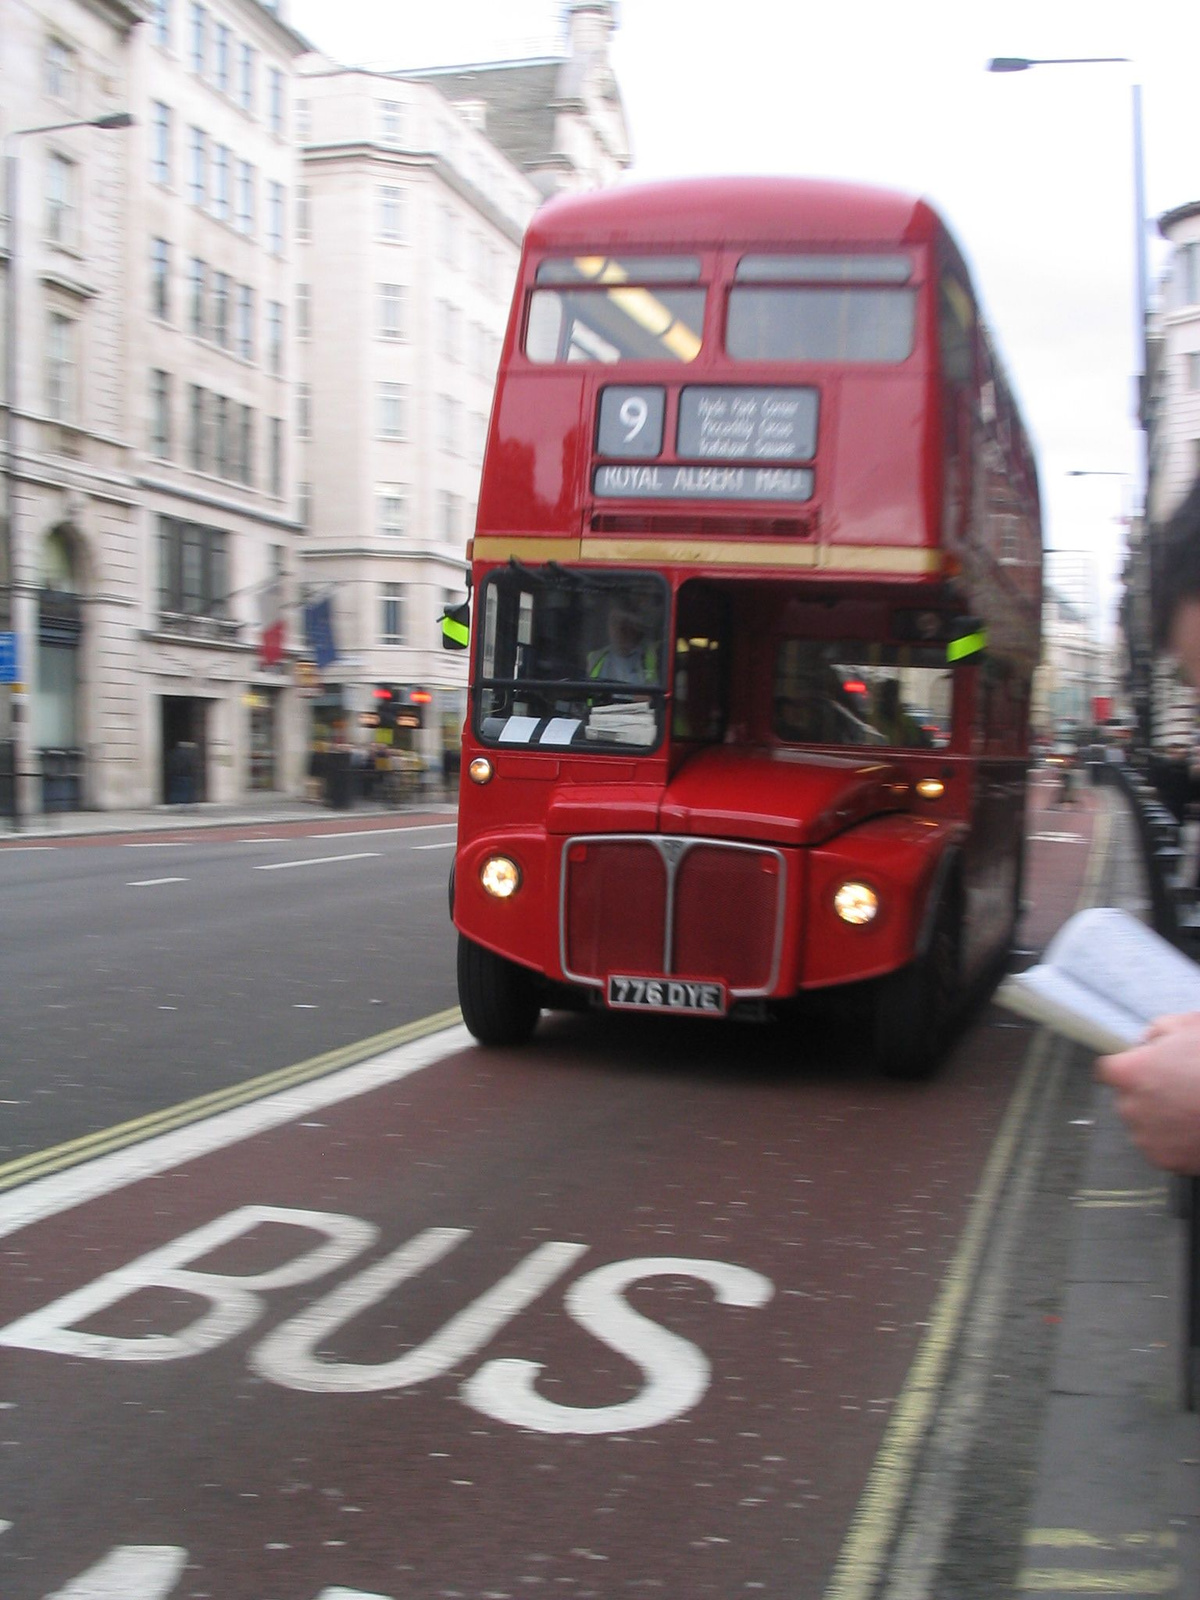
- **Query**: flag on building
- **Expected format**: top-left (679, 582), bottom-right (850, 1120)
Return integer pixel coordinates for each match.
top-left (258, 576), bottom-right (285, 667)
top-left (304, 595), bottom-right (339, 672)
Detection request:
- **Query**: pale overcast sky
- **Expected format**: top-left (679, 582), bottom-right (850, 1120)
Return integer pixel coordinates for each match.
top-left (286, 0), bottom-right (1200, 633)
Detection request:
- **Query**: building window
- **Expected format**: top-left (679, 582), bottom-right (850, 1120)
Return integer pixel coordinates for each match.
top-left (379, 382), bottom-right (407, 439)
top-left (159, 515), bottom-right (228, 617)
top-left (151, 238), bottom-right (171, 320)
top-left (378, 487), bottom-right (407, 537)
top-left (237, 284), bottom-right (254, 361)
top-left (44, 37), bottom-right (78, 105)
top-left (440, 394), bottom-right (458, 455)
top-left (188, 257), bottom-right (206, 338)
top-left (189, 1), bottom-right (206, 75)
top-left (212, 271), bottom-right (230, 348)
top-left (236, 161), bottom-right (255, 235)
top-left (211, 143), bottom-right (231, 221)
top-left (298, 481), bottom-right (311, 525)
top-left (238, 404), bottom-right (254, 486)
top-left (266, 180), bottom-right (285, 255)
top-left (296, 283), bottom-right (310, 340)
top-left (297, 383), bottom-right (311, 440)
top-left (46, 314), bottom-right (77, 422)
top-left (1181, 243), bottom-right (1200, 309)
top-left (213, 22), bottom-right (231, 92)
top-left (151, 101), bottom-right (172, 185)
top-left (381, 583), bottom-right (405, 644)
top-left (379, 283), bottom-right (405, 339)
top-left (1186, 351), bottom-right (1200, 392)
top-left (379, 185), bottom-right (405, 242)
top-left (237, 41), bottom-right (254, 112)
top-left (268, 67), bottom-right (285, 136)
top-left (295, 185), bottom-right (310, 240)
top-left (150, 369), bottom-right (172, 458)
top-left (295, 100), bottom-right (310, 141)
top-left (439, 490), bottom-right (462, 541)
top-left (213, 393), bottom-right (230, 477)
top-left (189, 385), bottom-right (207, 470)
top-left (45, 153), bottom-right (77, 249)
top-left (380, 100), bottom-right (405, 144)
top-left (188, 126), bottom-right (207, 208)
top-left (151, 0), bottom-right (172, 50)
top-left (269, 416), bottom-right (283, 496)
top-left (266, 301), bottom-right (283, 376)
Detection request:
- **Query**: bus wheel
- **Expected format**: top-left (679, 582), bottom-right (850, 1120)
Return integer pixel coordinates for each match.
top-left (871, 897), bottom-right (961, 1080)
top-left (457, 934), bottom-right (542, 1047)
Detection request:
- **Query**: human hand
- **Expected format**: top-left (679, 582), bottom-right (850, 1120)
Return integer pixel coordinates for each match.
top-left (1097, 1013), bottom-right (1200, 1173)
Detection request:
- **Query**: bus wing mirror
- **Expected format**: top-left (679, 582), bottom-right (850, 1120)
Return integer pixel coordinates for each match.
top-left (442, 601), bottom-right (471, 651)
top-left (946, 620), bottom-right (987, 662)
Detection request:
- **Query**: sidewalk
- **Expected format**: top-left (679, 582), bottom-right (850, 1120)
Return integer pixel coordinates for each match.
top-left (0, 789), bottom-right (457, 841)
top-left (1013, 786), bottom-right (1200, 1597)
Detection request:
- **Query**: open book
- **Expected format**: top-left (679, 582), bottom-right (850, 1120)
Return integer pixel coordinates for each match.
top-left (995, 907), bottom-right (1200, 1054)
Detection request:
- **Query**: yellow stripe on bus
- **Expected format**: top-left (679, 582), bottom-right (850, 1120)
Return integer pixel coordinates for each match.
top-left (472, 535), bottom-right (943, 574)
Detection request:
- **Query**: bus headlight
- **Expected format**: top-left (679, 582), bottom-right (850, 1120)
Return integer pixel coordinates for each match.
top-left (833, 881), bottom-right (879, 925)
top-left (469, 757), bottom-right (494, 784)
top-left (481, 855), bottom-right (521, 898)
top-left (915, 777), bottom-right (945, 800)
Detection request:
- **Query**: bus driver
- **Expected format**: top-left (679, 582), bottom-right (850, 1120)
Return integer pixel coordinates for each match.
top-left (588, 601), bottom-right (658, 685)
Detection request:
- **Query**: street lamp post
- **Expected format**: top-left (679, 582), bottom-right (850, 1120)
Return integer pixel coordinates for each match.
top-left (2, 111), bottom-right (133, 831)
top-left (986, 57), bottom-right (1149, 462)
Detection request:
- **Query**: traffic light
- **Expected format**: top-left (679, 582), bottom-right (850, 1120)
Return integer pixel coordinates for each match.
top-left (373, 684), bottom-right (400, 732)
top-left (395, 686), bottom-right (430, 729)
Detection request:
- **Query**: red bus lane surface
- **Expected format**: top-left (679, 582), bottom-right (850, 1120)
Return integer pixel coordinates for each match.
top-left (0, 788), bottom-right (1099, 1599)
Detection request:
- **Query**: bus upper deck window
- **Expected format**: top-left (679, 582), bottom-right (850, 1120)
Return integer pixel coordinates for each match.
top-left (526, 255), bottom-right (705, 365)
top-left (728, 253), bottom-right (916, 365)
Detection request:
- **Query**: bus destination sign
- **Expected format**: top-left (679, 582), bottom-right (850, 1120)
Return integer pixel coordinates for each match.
top-left (593, 462), bottom-right (814, 502)
top-left (677, 386), bottom-right (818, 462)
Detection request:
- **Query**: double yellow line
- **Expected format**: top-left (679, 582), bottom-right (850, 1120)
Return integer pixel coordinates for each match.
top-left (0, 1008), bottom-right (462, 1195)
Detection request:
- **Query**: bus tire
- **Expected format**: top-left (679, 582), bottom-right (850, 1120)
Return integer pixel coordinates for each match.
top-left (871, 892), bottom-right (961, 1080)
top-left (457, 933), bottom-right (542, 1047)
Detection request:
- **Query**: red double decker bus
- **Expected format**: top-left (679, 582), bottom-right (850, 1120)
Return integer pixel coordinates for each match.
top-left (445, 175), bottom-right (1041, 1076)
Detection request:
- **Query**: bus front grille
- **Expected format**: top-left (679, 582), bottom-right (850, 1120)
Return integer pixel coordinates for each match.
top-left (560, 835), bottom-right (785, 995)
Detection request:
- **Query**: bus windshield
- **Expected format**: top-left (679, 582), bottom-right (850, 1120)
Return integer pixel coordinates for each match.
top-left (476, 568), bottom-right (668, 751)
top-left (773, 641), bottom-right (952, 748)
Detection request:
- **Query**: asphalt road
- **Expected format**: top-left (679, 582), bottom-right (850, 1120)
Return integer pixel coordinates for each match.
top-left (0, 818), bottom-right (460, 1160)
top-left (0, 780), bottom-right (1102, 1598)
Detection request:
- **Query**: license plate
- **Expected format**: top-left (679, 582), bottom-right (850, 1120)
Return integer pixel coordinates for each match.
top-left (606, 975), bottom-right (727, 1015)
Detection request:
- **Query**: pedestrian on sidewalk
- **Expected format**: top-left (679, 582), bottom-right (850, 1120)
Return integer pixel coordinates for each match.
top-left (1099, 476), bottom-right (1200, 1172)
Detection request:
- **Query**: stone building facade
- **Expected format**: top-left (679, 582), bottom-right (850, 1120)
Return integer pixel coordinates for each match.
top-left (1, 0), bottom-right (628, 818)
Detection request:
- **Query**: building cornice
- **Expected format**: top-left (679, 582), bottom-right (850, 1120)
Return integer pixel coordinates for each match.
top-left (1159, 200), bottom-right (1200, 236)
top-left (136, 476), bottom-right (303, 531)
top-left (300, 142), bottom-right (529, 244)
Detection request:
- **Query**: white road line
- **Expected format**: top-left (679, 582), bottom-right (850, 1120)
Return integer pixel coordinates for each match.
top-left (255, 851), bottom-right (381, 872)
top-left (308, 823), bottom-right (456, 840)
top-left (121, 841), bottom-right (194, 848)
top-left (0, 846), bottom-right (55, 852)
top-left (0, 1024), bottom-right (470, 1240)
top-left (414, 841), bottom-right (456, 851)
top-left (127, 877), bottom-right (189, 887)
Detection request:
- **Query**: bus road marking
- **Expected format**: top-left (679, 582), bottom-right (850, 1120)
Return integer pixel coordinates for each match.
top-left (254, 852), bottom-right (381, 871)
top-left (126, 877), bottom-right (189, 888)
top-left (413, 841), bottom-right (456, 850)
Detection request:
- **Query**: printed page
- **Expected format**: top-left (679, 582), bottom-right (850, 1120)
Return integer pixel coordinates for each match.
top-left (1039, 907), bottom-right (1200, 1027)
top-left (995, 966), bottom-right (1147, 1054)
